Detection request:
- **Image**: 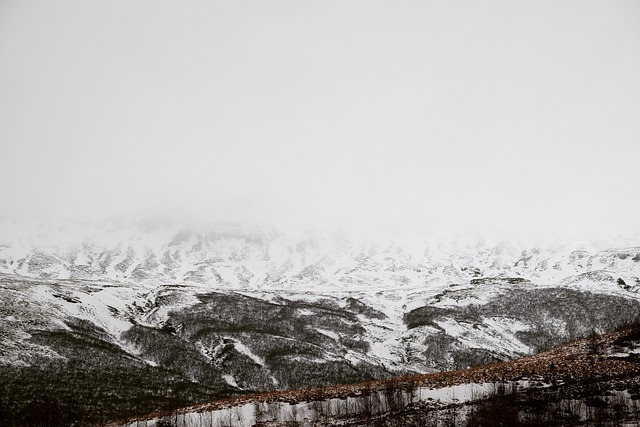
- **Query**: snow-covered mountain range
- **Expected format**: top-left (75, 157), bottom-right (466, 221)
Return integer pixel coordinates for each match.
top-left (2, 217), bottom-right (639, 290)
top-left (1, 217), bottom-right (640, 424)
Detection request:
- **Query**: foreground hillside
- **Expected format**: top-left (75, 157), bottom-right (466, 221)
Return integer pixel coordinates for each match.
top-left (2, 280), bottom-right (640, 425)
top-left (113, 326), bottom-right (640, 426)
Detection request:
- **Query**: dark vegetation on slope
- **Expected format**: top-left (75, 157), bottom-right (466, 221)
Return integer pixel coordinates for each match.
top-left (126, 291), bottom-right (388, 391)
top-left (2, 285), bottom-right (640, 426)
top-left (0, 292), bottom-right (389, 426)
top-left (0, 318), bottom-right (227, 426)
top-left (404, 288), bottom-right (640, 369)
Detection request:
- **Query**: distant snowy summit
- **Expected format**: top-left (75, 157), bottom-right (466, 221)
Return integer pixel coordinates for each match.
top-left (0, 216), bottom-right (639, 292)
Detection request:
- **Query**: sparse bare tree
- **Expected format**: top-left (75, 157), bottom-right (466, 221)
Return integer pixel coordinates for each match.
top-left (253, 401), bottom-right (267, 425)
top-left (266, 400), bottom-right (281, 423)
top-left (589, 328), bottom-right (601, 357)
top-left (357, 391), bottom-right (378, 422)
top-left (232, 406), bottom-right (245, 427)
top-left (287, 403), bottom-right (299, 426)
top-left (335, 398), bottom-right (348, 417)
top-left (311, 399), bottom-right (332, 425)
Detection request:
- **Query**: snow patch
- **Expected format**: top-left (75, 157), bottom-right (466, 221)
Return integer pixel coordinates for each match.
top-left (316, 328), bottom-right (339, 341)
top-left (233, 341), bottom-right (265, 367)
top-left (222, 374), bottom-right (239, 388)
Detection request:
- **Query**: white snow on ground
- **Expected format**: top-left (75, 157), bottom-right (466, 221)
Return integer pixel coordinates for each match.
top-left (417, 382), bottom-right (497, 403)
top-left (222, 374), bottom-right (239, 388)
top-left (482, 317), bottom-right (531, 353)
top-left (2, 282), bottom-right (150, 361)
top-left (74, 251), bottom-right (90, 266)
top-left (365, 321), bottom-right (413, 362)
top-left (137, 286), bottom-right (202, 327)
top-left (0, 327), bottom-right (66, 366)
top-left (435, 316), bottom-right (531, 357)
top-left (104, 252), bottom-right (129, 280)
top-left (233, 340), bottom-right (265, 366)
top-left (316, 328), bottom-right (339, 341)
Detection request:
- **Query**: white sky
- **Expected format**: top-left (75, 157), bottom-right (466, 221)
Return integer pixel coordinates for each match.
top-left (1, 1), bottom-right (639, 237)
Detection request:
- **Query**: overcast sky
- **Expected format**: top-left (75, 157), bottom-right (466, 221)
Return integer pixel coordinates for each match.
top-left (1, 1), bottom-right (639, 237)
